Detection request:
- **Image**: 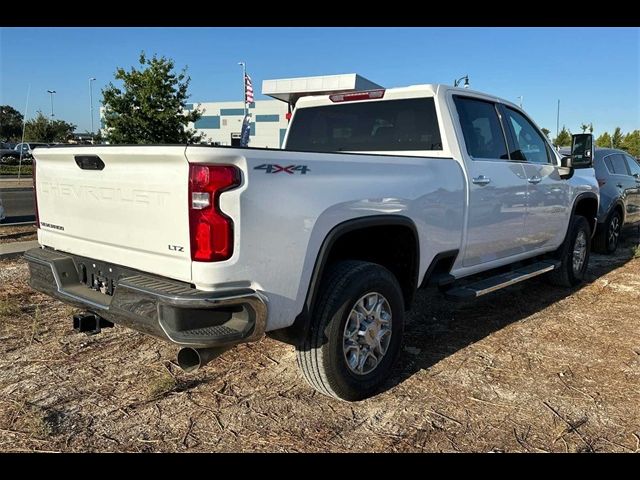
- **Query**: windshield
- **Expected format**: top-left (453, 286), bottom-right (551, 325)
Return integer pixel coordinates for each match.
top-left (285, 97), bottom-right (442, 152)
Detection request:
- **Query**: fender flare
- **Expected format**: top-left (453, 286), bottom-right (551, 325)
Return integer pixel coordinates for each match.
top-left (270, 215), bottom-right (419, 345)
top-left (567, 192), bottom-right (599, 241)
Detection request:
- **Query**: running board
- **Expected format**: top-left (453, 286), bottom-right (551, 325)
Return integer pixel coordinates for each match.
top-left (445, 260), bottom-right (560, 300)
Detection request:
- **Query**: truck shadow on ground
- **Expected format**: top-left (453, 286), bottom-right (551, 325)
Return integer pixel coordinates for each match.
top-left (384, 227), bottom-right (640, 394)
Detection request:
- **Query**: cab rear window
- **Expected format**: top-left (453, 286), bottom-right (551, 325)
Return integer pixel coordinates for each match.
top-left (285, 98), bottom-right (442, 152)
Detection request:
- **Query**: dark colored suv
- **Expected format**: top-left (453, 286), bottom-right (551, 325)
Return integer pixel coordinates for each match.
top-left (593, 148), bottom-right (640, 253)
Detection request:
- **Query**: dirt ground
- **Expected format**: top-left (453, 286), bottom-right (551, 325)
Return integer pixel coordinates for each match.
top-left (1, 232), bottom-right (639, 452)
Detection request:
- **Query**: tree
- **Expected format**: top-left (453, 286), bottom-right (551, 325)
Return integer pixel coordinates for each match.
top-left (541, 128), bottom-right (551, 139)
top-left (621, 130), bottom-right (640, 158)
top-left (580, 123), bottom-right (589, 133)
top-left (589, 123), bottom-right (594, 134)
top-left (596, 132), bottom-right (612, 148)
top-left (0, 105), bottom-right (24, 142)
top-left (91, 129), bottom-right (104, 144)
top-left (554, 126), bottom-right (572, 146)
top-left (24, 111), bottom-right (76, 143)
top-left (611, 127), bottom-right (624, 149)
top-left (102, 52), bottom-right (203, 144)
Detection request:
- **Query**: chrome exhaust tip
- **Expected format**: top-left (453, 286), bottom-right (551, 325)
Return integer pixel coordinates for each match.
top-left (177, 346), bottom-right (231, 373)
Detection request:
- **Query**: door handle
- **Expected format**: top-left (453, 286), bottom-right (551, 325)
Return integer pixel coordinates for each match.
top-left (472, 175), bottom-right (491, 186)
top-left (527, 176), bottom-right (542, 184)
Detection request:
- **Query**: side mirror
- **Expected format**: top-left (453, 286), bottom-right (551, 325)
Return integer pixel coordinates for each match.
top-left (570, 133), bottom-right (594, 168)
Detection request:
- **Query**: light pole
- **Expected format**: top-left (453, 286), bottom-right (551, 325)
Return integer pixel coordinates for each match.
top-left (556, 99), bottom-right (560, 142)
top-left (89, 77), bottom-right (96, 141)
top-left (47, 89), bottom-right (56, 117)
top-left (517, 96), bottom-right (523, 109)
top-left (454, 75), bottom-right (469, 88)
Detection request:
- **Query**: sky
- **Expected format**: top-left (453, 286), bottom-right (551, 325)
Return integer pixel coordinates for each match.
top-left (1, 27), bottom-right (638, 137)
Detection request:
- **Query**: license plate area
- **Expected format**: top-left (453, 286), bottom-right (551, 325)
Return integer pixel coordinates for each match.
top-left (76, 259), bottom-right (118, 296)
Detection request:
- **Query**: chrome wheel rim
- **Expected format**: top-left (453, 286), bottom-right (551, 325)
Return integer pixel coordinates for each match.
top-left (608, 216), bottom-right (620, 249)
top-left (342, 292), bottom-right (392, 376)
top-left (572, 230), bottom-right (587, 273)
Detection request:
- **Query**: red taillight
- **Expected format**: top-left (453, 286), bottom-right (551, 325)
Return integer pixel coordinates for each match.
top-left (188, 164), bottom-right (240, 262)
top-left (33, 158), bottom-right (40, 228)
top-left (329, 89), bottom-right (385, 103)
top-left (597, 178), bottom-right (606, 187)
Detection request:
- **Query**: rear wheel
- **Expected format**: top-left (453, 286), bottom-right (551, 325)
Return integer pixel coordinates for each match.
top-left (593, 210), bottom-right (621, 254)
top-left (548, 215), bottom-right (591, 287)
top-left (296, 260), bottom-right (405, 401)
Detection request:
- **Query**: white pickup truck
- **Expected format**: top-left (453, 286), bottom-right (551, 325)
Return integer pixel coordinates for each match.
top-left (25, 84), bottom-right (599, 401)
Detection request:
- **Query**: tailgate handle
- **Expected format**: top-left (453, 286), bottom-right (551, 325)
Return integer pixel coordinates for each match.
top-left (75, 155), bottom-right (105, 171)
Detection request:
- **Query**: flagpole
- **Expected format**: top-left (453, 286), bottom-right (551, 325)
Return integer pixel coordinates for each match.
top-left (238, 61), bottom-right (247, 116)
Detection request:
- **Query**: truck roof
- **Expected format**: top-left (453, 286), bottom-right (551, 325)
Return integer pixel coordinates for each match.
top-left (294, 83), bottom-right (520, 111)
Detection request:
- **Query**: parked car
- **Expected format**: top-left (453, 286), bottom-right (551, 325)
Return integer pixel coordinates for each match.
top-left (15, 142), bottom-right (49, 159)
top-left (25, 84), bottom-right (598, 401)
top-left (0, 198), bottom-right (5, 223)
top-left (591, 148), bottom-right (640, 253)
top-left (1, 142), bottom-right (48, 165)
top-left (0, 143), bottom-right (19, 164)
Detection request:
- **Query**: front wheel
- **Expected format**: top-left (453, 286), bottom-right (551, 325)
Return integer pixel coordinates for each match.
top-left (548, 215), bottom-right (592, 287)
top-left (296, 260), bottom-right (405, 401)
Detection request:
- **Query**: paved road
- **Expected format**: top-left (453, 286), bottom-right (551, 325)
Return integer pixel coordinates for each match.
top-left (0, 187), bottom-right (35, 222)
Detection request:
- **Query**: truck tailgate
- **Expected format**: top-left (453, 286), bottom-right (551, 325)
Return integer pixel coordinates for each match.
top-left (34, 146), bottom-right (193, 283)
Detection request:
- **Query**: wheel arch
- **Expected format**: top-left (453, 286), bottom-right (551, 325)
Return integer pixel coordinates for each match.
top-left (571, 192), bottom-right (599, 238)
top-left (269, 215), bottom-right (419, 345)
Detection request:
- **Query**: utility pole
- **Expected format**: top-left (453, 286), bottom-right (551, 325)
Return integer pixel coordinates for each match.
top-left (517, 96), bottom-right (523, 109)
top-left (89, 77), bottom-right (96, 141)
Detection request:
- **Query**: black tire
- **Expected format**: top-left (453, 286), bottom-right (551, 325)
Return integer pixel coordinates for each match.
top-left (548, 215), bottom-right (591, 287)
top-left (593, 209), bottom-right (622, 254)
top-left (296, 260), bottom-right (405, 401)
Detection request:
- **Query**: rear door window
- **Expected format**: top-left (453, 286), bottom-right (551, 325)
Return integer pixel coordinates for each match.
top-left (453, 96), bottom-right (509, 160)
top-left (285, 98), bottom-right (442, 152)
top-left (605, 154), bottom-right (631, 175)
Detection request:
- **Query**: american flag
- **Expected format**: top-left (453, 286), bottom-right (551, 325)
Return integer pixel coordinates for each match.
top-left (244, 74), bottom-right (254, 105)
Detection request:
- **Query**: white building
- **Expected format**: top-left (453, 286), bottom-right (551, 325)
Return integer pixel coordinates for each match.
top-left (186, 100), bottom-right (290, 148)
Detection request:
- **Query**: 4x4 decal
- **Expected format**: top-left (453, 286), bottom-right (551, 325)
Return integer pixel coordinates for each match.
top-left (254, 164), bottom-right (310, 175)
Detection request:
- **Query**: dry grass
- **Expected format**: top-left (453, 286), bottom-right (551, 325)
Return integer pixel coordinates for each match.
top-left (0, 231), bottom-right (639, 452)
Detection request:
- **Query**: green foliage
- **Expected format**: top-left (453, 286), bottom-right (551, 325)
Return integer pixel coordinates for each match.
top-left (621, 130), bottom-right (640, 158)
top-left (24, 111), bottom-right (76, 143)
top-left (580, 123), bottom-right (589, 133)
top-left (91, 129), bottom-right (103, 144)
top-left (554, 126), bottom-right (572, 146)
top-left (611, 127), bottom-right (624, 149)
top-left (596, 132), bottom-right (612, 148)
top-left (102, 52), bottom-right (203, 144)
top-left (0, 105), bottom-right (24, 142)
top-left (541, 128), bottom-right (551, 139)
